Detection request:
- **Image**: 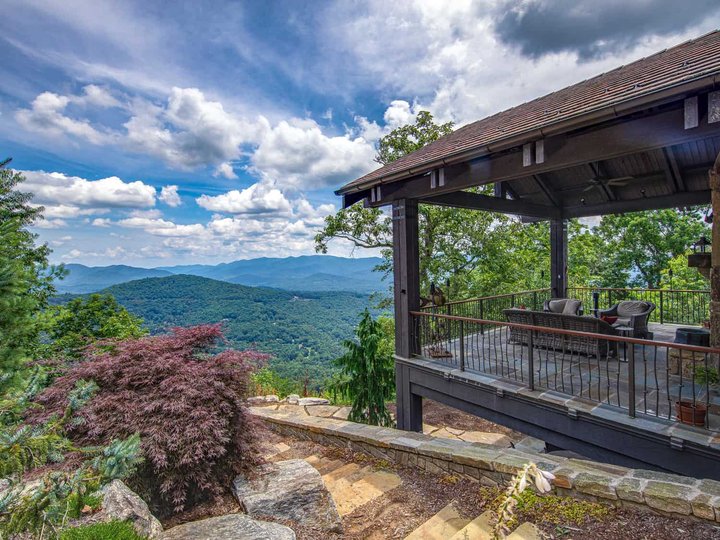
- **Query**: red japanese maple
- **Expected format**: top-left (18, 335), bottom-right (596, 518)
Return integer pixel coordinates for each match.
top-left (33, 324), bottom-right (268, 513)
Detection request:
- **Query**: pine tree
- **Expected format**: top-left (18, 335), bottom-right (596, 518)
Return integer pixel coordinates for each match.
top-left (333, 310), bottom-right (395, 427)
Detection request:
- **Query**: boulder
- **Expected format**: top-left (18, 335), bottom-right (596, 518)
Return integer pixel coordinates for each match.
top-left (101, 480), bottom-right (163, 539)
top-left (246, 396), bottom-right (266, 404)
top-left (233, 459), bottom-right (342, 532)
top-left (264, 395), bottom-right (280, 403)
top-left (164, 514), bottom-right (295, 540)
top-left (297, 397), bottom-right (329, 406)
top-left (286, 394), bottom-right (300, 404)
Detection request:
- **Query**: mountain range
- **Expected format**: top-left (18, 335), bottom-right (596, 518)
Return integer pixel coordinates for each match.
top-left (92, 274), bottom-right (377, 382)
top-left (56, 255), bottom-right (386, 294)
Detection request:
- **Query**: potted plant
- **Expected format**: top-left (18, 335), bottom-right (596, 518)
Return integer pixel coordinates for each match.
top-left (675, 400), bottom-right (707, 426)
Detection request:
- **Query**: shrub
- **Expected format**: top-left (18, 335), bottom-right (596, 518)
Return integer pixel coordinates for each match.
top-left (331, 310), bottom-right (395, 427)
top-left (59, 520), bottom-right (147, 540)
top-left (32, 325), bottom-right (268, 514)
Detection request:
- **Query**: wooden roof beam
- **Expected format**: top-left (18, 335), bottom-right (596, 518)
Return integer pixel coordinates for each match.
top-left (420, 191), bottom-right (560, 219)
top-left (661, 146), bottom-right (686, 193)
top-left (532, 173), bottom-right (560, 206)
top-left (564, 190), bottom-right (709, 218)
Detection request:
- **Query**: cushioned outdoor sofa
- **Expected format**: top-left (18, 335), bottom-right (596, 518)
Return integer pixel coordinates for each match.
top-left (503, 308), bottom-right (618, 358)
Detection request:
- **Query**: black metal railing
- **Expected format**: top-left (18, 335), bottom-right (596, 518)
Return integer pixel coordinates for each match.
top-left (567, 287), bottom-right (710, 326)
top-left (412, 311), bottom-right (719, 430)
top-left (421, 288), bottom-right (552, 322)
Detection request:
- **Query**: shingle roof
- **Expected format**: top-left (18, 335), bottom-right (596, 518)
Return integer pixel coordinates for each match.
top-left (338, 30), bottom-right (720, 194)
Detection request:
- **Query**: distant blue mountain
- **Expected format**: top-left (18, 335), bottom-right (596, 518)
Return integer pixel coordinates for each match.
top-left (159, 255), bottom-right (385, 294)
top-left (57, 256), bottom-right (386, 295)
top-left (57, 264), bottom-right (173, 294)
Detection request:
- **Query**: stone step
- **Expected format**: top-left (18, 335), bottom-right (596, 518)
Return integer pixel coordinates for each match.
top-left (263, 442), bottom-right (291, 459)
top-left (506, 522), bottom-right (543, 540)
top-left (326, 465), bottom-right (374, 495)
top-left (322, 462), bottom-right (363, 487)
top-left (448, 510), bottom-right (494, 540)
top-left (304, 455), bottom-right (345, 475)
top-left (333, 470), bottom-right (402, 516)
top-left (404, 502), bottom-right (471, 540)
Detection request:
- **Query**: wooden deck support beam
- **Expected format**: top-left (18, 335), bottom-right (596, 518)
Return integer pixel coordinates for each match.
top-left (551, 219), bottom-right (568, 299)
top-left (392, 199), bottom-right (423, 431)
top-left (710, 154), bottom-right (720, 353)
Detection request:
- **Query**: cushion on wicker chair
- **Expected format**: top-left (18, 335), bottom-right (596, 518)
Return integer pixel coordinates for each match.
top-left (547, 300), bottom-right (566, 313)
top-left (616, 301), bottom-right (651, 318)
top-left (562, 299), bottom-right (582, 315)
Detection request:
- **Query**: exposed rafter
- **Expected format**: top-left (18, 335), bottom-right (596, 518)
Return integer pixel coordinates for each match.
top-left (420, 191), bottom-right (560, 219)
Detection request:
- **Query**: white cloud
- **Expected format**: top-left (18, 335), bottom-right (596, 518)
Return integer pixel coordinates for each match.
top-left (34, 218), bottom-right (68, 229)
top-left (62, 246), bottom-right (129, 260)
top-left (117, 216), bottom-right (205, 237)
top-left (196, 182), bottom-right (293, 215)
top-left (214, 162), bottom-right (238, 179)
top-left (79, 84), bottom-right (122, 108)
top-left (159, 185), bottom-right (181, 207)
top-left (15, 90), bottom-right (116, 144)
top-left (92, 218), bottom-right (112, 227)
top-left (21, 170), bottom-right (157, 209)
top-left (251, 118), bottom-right (376, 189)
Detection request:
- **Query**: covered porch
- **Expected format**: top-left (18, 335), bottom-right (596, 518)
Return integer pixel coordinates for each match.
top-left (336, 32), bottom-right (720, 478)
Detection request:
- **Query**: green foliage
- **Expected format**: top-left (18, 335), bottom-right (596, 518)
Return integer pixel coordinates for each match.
top-left (0, 377), bottom-right (142, 539)
top-left (59, 520), bottom-right (147, 540)
top-left (332, 310), bottom-right (395, 427)
top-left (695, 366), bottom-right (720, 386)
top-left (0, 159), bottom-right (64, 391)
top-left (250, 367), bottom-right (300, 398)
top-left (43, 294), bottom-right (147, 359)
top-left (374, 110), bottom-right (454, 166)
top-left (73, 274), bottom-right (374, 386)
top-left (595, 209), bottom-right (708, 288)
top-left (511, 488), bottom-right (612, 528)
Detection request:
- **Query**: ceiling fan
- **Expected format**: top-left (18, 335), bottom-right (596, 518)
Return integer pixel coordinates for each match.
top-left (582, 174), bottom-right (634, 192)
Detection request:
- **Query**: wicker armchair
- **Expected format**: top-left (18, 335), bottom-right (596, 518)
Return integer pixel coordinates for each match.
top-left (543, 298), bottom-right (583, 316)
top-left (598, 301), bottom-right (655, 339)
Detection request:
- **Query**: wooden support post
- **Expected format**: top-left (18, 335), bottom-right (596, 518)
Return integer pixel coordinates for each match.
top-left (550, 219), bottom-right (568, 299)
top-left (392, 199), bottom-right (422, 431)
top-left (709, 154), bottom-right (720, 357)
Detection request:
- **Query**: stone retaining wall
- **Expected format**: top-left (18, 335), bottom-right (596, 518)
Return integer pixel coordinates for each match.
top-left (251, 406), bottom-right (720, 523)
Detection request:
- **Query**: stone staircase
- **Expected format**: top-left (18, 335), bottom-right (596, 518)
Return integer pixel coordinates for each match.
top-left (304, 454), bottom-right (402, 516)
top-left (265, 443), bottom-right (542, 539)
top-left (404, 502), bottom-right (543, 540)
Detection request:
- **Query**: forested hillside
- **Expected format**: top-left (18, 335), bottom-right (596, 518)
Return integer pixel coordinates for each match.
top-left (58, 264), bottom-right (173, 293)
top-left (99, 275), bottom-right (375, 383)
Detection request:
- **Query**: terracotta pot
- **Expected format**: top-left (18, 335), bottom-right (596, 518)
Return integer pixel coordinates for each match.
top-left (675, 400), bottom-right (707, 426)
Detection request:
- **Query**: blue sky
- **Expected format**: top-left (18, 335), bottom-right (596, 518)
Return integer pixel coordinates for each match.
top-left (2, 1), bottom-right (719, 267)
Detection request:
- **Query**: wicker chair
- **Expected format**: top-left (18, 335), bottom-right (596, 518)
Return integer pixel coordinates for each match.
top-left (598, 301), bottom-right (655, 339)
top-left (543, 298), bottom-right (583, 316)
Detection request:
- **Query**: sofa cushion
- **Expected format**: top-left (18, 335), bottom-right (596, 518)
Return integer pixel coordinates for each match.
top-left (548, 300), bottom-right (566, 313)
top-left (616, 301), bottom-right (650, 317)
top-left (562, 299), bottom-right (581, 315)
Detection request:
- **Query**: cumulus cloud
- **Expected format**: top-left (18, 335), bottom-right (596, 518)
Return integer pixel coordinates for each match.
top-left (15, 91), bottom-right (115, 144)
top-left (214, 162), bottom-right (238, 179)
top-left (21, 170), bottom-right (157, 209)
top-left (251, 118), bottom-right (376, 189)
top-left (196, 182), bottom-right (293, 215)
top-left (159, 185), bottom-right (181, 207)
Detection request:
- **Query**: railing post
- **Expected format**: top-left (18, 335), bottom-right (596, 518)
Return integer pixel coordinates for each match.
top-left (528, 332), bottom-right (535, 391)
top-left (479, 299), bottom-right (484, 334)
top-left (608, 289), bottom-right (612, 307)
top-left (511, 294), bottom-right (516, 308)
top-left (459, 320), bottom-right (465, 371)
top-left (659, 290), bottom-right (664, 324)
top-left (627, 341), bottom-right (636, 418)
top-left (533, 291), bottom-right (538, 311)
